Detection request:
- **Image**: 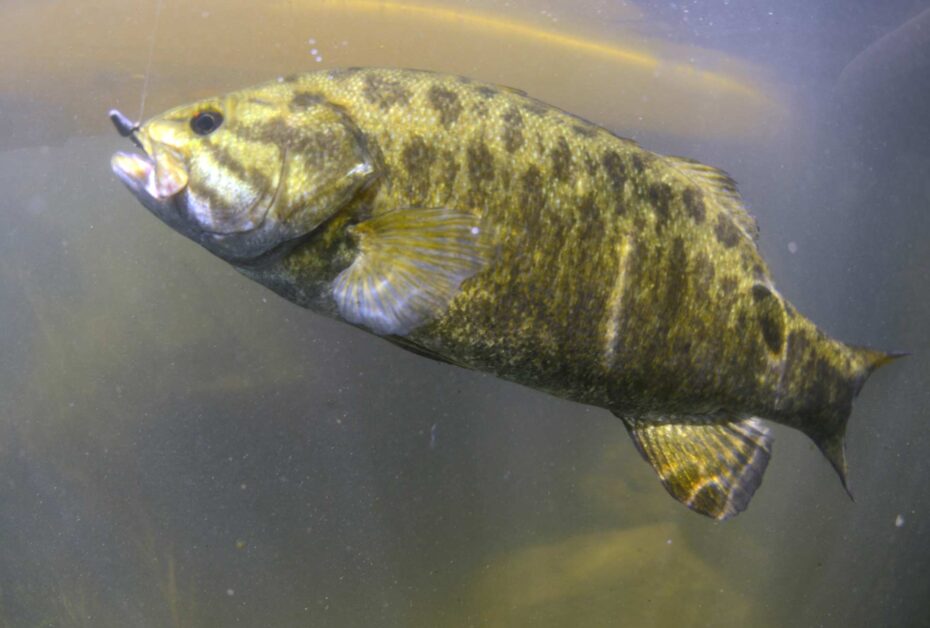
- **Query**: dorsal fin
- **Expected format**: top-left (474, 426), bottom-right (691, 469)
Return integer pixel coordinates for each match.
top-left (666, 156), bottom-right (760, 245)
top-left (493, 83), bottom-right (528, 97)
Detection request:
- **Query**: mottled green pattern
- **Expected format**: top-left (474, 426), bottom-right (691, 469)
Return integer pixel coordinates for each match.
top-left (113, 68), bottom-right (897, 518)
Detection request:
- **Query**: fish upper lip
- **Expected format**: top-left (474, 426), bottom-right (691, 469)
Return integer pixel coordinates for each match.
top-left (111, 124), bottom-right (155, 190)
top-left (112, 123), bottom-right (193, 201)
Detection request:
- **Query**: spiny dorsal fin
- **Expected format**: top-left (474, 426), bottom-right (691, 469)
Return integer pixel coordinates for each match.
top-left (621, 416), bottom-right (773, 520)
top-left (332, 208), bottom-right (489, 336)
top-left (666, 156), bottom-right (760, 245)
top-left (493, 83), bottom-right (528, 97)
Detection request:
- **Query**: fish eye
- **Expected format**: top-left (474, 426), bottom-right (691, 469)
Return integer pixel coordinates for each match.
top-left (190, 110), bottom-right (223, 136)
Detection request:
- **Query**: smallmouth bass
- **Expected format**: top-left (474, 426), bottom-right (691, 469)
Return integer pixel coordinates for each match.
top-left (110, 68), bottom-right (900, 520)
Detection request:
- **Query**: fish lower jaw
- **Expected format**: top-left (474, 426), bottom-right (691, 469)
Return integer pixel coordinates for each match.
top-left (111, 151), bottom-right (153, 191)
top-left (111, 151), bottom-right (186, 200)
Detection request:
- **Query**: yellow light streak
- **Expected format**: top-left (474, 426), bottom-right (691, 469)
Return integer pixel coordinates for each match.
top-left (300, 0), bottom-right (766, 102)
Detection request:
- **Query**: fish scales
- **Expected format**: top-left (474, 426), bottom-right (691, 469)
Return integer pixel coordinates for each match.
top-left (110, 68), bottom-right (901, 520)
top-left (282, 70), bottom-right (774, 409)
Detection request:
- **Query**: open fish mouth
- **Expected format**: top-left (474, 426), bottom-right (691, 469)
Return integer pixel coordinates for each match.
top-left (111, 146), bottom-right (195, 244)
top-left (111, 147), bottom-right (188, 202)
top-left (109, 108), bottom-right (188, 202)
top-left (111, 150), bottom-right (155, 195)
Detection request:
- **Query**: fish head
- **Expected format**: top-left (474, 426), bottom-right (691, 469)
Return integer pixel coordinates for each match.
top-left (111, 85), bottom-right (376, 263)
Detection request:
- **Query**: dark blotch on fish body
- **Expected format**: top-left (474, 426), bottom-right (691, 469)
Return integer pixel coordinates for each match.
top-left (438, 149), bottom-right (460, 198)
top-left (523, 100), bottom-right (549, 117)
top-left (520, 165), bottom-right (545, 211)
top-left (474, 85), bottom-right (498, 99)
top-left (694, 251), bottom-right (716, 292)
top-left (465, 139), bottom-right (496, 208)
top-left (207, 141), bottom-right (274, 194)
top-left (467, 140), bottom-right (495, 184)
top-left (550, 137), bottom-right (572, 181)
top-left (572, 124), bottom-right (598, 138)
top-left (601, 150), bottom-right (627, 211)
top-left (501, 106), bottom-right (525, 153)
top-left (682, 187), bottom-right (706, 223)
top-left (401, 136), bottom-right (435, 205)
top-left (578, 192), bottom-right (600, 223)
top-left (715, 214), bottom-right (742, 247)
top-left (328, 67), bottom-right (363, 81)
top-left (289, 91), bottom-right (324, 111)
top-left (363, 73), bottom-right (411, 110)
top-left (428, 85), bottom-right (463, 128)
top-left (664, 237), bottom-right (688, 318)
top-left (648, 182), bottom-right (673, 228)
top-left (752, 284), bottom-right (786, 354)
top-left (720, 275), bottom-right (739, 294)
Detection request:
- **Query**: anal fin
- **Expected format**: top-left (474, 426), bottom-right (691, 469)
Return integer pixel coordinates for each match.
top-left (621, 416), bottom-right (773, 521)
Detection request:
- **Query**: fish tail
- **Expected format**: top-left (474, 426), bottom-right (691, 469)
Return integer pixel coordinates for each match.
top-left (794, 340), bottom-right (906, 496)
top-left (617, 335), bottom-right (902, 519)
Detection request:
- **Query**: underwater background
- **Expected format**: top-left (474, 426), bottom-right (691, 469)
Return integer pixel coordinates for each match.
top-left (1, 1), bottom-right (927, 626)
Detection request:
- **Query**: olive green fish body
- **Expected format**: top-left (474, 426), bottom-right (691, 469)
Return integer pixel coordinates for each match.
top-left (111, 69), bottom-right (900, 520)
top-left (257, 72), bottom-right (759, 405)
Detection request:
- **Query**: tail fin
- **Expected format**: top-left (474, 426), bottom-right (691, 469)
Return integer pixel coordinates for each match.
top-left (803, 345), bottom-right (906, 496)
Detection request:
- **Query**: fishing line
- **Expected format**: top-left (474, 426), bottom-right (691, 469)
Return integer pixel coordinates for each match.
top-left (138, 0), bottom-right (164, 122)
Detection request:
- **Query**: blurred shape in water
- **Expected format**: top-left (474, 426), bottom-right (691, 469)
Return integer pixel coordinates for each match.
top-left (470, 522), bottom-right (759, 627)
top-left (834, 7), bottom-right (930, 161)
top-left (837, 7), bottom-right (930, 97)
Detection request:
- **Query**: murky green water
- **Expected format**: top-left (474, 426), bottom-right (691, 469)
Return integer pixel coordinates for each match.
top-left (1, 1), bottom-right (927, 626)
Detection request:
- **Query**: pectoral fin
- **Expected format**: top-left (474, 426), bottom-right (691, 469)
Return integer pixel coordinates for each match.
top-left (333, 208), bottom-right (488, 336)
top-left (620, 415), bottom-right (773, 520)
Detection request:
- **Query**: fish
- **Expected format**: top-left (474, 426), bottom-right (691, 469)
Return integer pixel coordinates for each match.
top-left (110, 68), bottom-right (901, 520)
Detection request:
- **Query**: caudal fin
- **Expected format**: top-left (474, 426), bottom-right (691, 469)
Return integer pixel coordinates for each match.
top-left (615, 343), bottom-right (902, 520)
top-left (802, 345), bottom-right (906, 496)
